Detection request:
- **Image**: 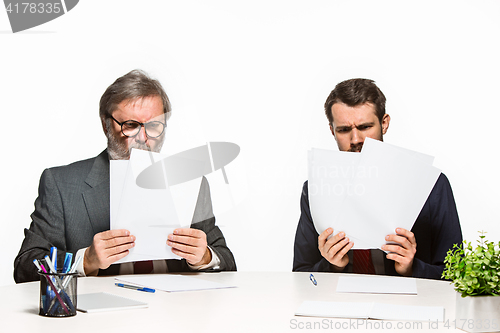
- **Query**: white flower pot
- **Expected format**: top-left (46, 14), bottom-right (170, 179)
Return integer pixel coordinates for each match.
top-left (455, 293), bottom-right (500, 332)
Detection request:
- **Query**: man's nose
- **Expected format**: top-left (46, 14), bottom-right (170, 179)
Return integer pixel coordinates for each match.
top-left (350, 129), bottom-right (363, 145)
top-left (135, 125), bottom-right (148, 143)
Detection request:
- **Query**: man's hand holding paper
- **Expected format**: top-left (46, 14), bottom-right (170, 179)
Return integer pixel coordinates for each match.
top-left (318, 228), bottom-right (353, 271)
top-left (84, 229), bottom-right (136, 276)
top-left (168, 228), bottom-right (212, 266)
top-left (317, 225), bottom-right (417, 275)
top-left (382, 228), bottom-right (417, 276)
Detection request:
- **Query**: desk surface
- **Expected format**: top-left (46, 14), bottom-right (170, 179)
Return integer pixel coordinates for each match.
top-left (2, 272), bottom-right (462, 332)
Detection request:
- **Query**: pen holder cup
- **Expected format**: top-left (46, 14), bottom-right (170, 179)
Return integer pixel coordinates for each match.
top-left (38, 272), bottom-right (77, 317)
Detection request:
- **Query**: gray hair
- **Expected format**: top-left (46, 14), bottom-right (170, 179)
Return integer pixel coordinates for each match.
top-left (99, 69), bottom-right (171, 121)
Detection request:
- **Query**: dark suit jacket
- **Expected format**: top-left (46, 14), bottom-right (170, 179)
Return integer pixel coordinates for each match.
top-left (14, 150), bottom-right (236, 283)
top-left (293, 173), bottom-right (462, 280)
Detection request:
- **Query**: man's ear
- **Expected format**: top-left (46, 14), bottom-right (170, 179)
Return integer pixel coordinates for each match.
top-left (101, 117), bottom-right (108, 135)
top-left (381, 114), bottom-right (391, 135)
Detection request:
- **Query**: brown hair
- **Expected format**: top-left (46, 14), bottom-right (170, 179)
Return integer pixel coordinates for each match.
top-left (324, 78), bottom-right (386, 124)
top-left (99, 69), bottom-right (171, 120)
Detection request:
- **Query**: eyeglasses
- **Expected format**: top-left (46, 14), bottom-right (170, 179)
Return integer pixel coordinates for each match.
top-left (110, 115), bottom-right (166, 138)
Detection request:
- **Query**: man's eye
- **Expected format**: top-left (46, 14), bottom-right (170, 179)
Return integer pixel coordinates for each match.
top-left (123, 122), bottom-right (140, 130)
top-left (337, 128), bottom-right (350, 133)
top-left (358, 125), bottom-right (371, 130)
top-left (148, 122), bottom-right (161, 129)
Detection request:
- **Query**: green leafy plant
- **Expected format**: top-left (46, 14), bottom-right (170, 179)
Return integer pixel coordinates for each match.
top-left (442, 231), bottom-right (500, 297)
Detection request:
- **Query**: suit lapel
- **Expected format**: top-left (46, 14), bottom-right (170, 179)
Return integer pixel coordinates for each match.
top-left (82, 150), bottom-right (111, 234)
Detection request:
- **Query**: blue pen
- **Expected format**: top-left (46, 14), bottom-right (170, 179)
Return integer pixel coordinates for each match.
top-left (50, 247), bottom-right (57, 272)
top-left (309, 274), bottom-right (317, 286)
top-left (46, 254), bottom-right (78, 315)
top-left (62, 256), bottom-right (82, 289)
top-left (63, 253), bottom-right (73, 273)
top-left (38, 259), bottom-right (72, 314)
top-left (44, 255), bottom-right (57, 274)
top-left (115, 283), bottom-right (155, 293)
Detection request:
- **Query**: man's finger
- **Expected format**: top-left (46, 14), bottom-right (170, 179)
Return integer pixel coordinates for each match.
top-left (107, 250), bottom-right (130, 263)
top-left (326, 236), bottom-right (350, 257)
top-left (324, 231), bottom-right (347, 249)
top-left (97, 229), bottom-right (131, 240)
top-left (395, 228), bottom-right (415, 243)
top-left (168, 234), bottom-right (203, 247)
top-left (171, 248), bottom-right (197, 262)
top-left (333, 240), bottom-right (354, 259)
top-left (167, 240), bottom-right (200, 254)
top-left (385, 234), bottom-right (412, 250)
top-left (105, 235), bottom-right (136, 249)
top-left (342, 241), bottom-right (355, 256)
top-left (386, 252), bottom-right (411, 265)
top-left (382, 244), bottom-right (407, 256)
top-left (318, 228), bottom-right (333, 247)
top-left (173, 228), bottom-right (202, 238)
top-left (106, 242), bottom-right (136, 257)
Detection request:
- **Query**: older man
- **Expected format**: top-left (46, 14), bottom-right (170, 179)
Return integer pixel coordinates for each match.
top-left (293, 78), bottom-right (462, 279)
top-left (14, 70), bottom-right (236, 283)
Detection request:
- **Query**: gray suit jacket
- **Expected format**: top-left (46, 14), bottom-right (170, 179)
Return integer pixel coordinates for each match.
top-left (14, 150), bottom-right (236, 283)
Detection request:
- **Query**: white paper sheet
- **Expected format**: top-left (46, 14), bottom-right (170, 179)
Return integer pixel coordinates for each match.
top-left (308, 139), bottom-right (441, 249)
top-left (296, 300), bottom-right (373, 319)
top-left (336, 275), bottom-right (417, 295)
top-left (111, 149), bottom-right (181, 263)
top-left (336, 139), bottom-right (441, 249)
top-left (77, 292), bottom-right (148, 313)
top-left (110, 160), bottom-right (128, 229)
top-left (370, 303), bottom-right (443, 322)
top-left (308, 148), bottom-right (361, 234)
top-left (169, 177), bottom-right (204, 227)
top-left (115, 275), bottom-right (236, 292)
top-left (296, 301), bottom-right (444, 322)
top-left (308, 148), bottom-right (375, 249)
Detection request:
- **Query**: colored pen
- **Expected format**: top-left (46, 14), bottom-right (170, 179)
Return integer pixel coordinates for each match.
top-left (50, 247), bottom-right (57, 272)
top-left (115, 283), bottom-right (155, 293)
top-left (310, 273), bottom-right (317, 286)
top-left (44, 255), bottom-right (57, 274)
top-left (40, 258), bottom-right (65, 290)
top-left (35, 260), bottom-right (70, 314)
top-left (63, 253), bottom-right (73, 273)
top-left (67, 255), bottom-right (82, 275)
top-left (41, 257), bottom-right (63, 289)
top-left (33, 259), bottom-right (42, 272)
top-left (62, 255), bottom-right (82, 288)
top-left (44, 255), bottom-right (77, 314)
top-left (34, 259), bottom-right (54, 312)
top-left (42, 257), bottom-right (66, 297)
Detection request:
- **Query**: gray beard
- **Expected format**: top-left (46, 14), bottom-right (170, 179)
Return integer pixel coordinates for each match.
top-left (105, 120), bottom-right (164, 160)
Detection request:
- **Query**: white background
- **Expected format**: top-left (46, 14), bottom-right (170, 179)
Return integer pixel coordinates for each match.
top-left (1, 0), bottom-right (499, 286)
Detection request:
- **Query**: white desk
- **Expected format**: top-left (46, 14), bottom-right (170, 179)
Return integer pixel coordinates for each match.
top-left (2, 272), bottom-right (462, 332)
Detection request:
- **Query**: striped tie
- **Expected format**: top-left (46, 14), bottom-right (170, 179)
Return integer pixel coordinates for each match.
top-left (352, 249), bottom-right (376, 274)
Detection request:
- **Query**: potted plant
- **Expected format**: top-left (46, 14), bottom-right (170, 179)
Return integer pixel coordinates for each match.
top-left (442, 232), bottom-right (500, 333)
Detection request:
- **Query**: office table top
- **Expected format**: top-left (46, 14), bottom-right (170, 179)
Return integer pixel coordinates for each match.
top-left (2, 272), bottom-right (463, 332)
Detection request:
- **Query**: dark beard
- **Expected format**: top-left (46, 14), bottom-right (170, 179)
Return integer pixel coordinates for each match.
top-left (349, 143), bottom-right (363, 152)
